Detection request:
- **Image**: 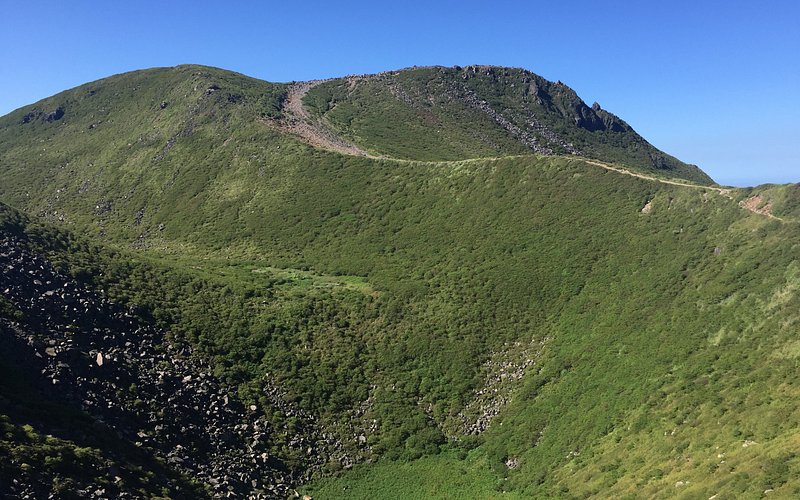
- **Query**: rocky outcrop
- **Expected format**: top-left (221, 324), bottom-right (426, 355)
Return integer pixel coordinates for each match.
top-left (454, 85), bottom-right (575, 156)
top-left (19, 106), bottom-right (65, 124)
top-left (45, 107), bottom-right (65, 122)
top-left (0, 234), bottom-right (320, 498)
top-left (592, 103), bottom-right (629, 132)
top-left (458, 65), bottom-right (629, 136)
top-left (455, 337), bottom-right (548, 435)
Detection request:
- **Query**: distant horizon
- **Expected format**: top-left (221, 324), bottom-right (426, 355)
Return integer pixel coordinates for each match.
top-left (1, 1), bottom-right (797, 187)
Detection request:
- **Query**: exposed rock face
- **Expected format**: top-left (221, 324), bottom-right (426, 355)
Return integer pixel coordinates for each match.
top-left (593, 106), bottom-right (629, 133)
top-left (45, 107), bottom-right (65, 122)
top-left (0, 234), bottom-right (322, 498)
top-left (20, 111), bottom-right (38, 124)
top-left (18, 106), bottom-right (66, 124)
top-left (570, 100), bottom-right (606, 131)
top-left (454, 84), bottom-right (578, 155)
top-left (458, 65), bottom-right (630, 135)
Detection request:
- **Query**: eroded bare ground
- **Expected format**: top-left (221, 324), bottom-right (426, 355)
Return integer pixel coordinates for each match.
top-left (271, 80), bottom-right (371, 157)
top-left (739, 194), bottom-right (780, 220)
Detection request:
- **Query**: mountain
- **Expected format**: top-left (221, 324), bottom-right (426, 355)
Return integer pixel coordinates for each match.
top-left (300, 65), bottom-right (711, 183)
top-left (1, 65), bottom-right (800, 498)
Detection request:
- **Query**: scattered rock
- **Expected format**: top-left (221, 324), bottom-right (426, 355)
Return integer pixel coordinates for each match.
top-left (94, 201), bottom-right (113, 215)
top-left (458, 338), bottom-right (547, 435)
top-left (45, 107), bottom-right (65, 122)
top-left (0, 233), bottom-right (331, 497)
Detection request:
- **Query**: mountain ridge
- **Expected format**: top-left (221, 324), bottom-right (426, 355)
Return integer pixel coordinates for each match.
top-left (3, 64), bottom-right (800, 499)
top-left (0, 63), bottom-right (712, 183)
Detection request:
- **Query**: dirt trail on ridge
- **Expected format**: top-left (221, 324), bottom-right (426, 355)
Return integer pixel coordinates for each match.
top-left (580, 159), bottom-right (728, 192)
top-left (581, 158), bottom-right (784, 221)
top-left (275, 80), bottom-right (371, 157)
top-left (267, 83), bottom-right (782, 223)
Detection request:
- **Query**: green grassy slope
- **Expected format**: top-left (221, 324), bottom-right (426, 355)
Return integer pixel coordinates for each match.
top-left (0, 64), bottom-right (286, 241)
top-left (303, 65), bottom-right (712, 183)
top-left (300, 180), bottom-right (800, 498)
top-left (305, 449), bottom-right (525, 500)
top-left (5, 154), bottom-right (799, 497)
top-left (1, 65), bottom-right (799, 498)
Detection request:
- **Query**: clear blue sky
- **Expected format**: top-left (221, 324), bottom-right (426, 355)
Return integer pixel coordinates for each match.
top-left (1, 1), bottom-right (798, 186)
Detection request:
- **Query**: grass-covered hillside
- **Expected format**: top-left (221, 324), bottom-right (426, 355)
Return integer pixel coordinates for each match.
top-left (0, 66), bottom-right (708, 237)
top-left (302, 65), bottom-right (711, 183)
top-left (1, 64), bottom-right (799, 498)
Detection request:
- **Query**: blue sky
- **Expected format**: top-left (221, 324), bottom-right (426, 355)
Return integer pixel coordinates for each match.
top-left (1, 1), bottom-right (798, 186)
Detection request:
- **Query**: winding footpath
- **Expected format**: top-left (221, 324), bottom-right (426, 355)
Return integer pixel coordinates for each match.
top-left (272, 80), bottom-right (783, 222)
top-left (581, 158), bottom-right (784, 221)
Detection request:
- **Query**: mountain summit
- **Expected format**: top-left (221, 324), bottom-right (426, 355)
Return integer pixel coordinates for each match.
top-left (0, 64), bottom-right (710, 186)
top-left (295, 65), bottom-right (711, 183)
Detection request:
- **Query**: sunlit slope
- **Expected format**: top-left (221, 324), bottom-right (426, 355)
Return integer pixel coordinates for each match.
top-left (0, 64), bottom-right (286, 239)
top-left (1, 64), bottom-right (799, 498)
top-left (303, 65), bottom-right (712, 183)
top-left (299, 161), bottom-right (800, 498)
top-left (0, 65), bottom-right (710, 239)
top-left (5, 151), bottom-right (799, 498)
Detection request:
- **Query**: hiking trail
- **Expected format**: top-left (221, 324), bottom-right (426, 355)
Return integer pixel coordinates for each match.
top-left (267, 83), bottom-right (782, 222)
top-left (274, 79), bottom-right (371, 157)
